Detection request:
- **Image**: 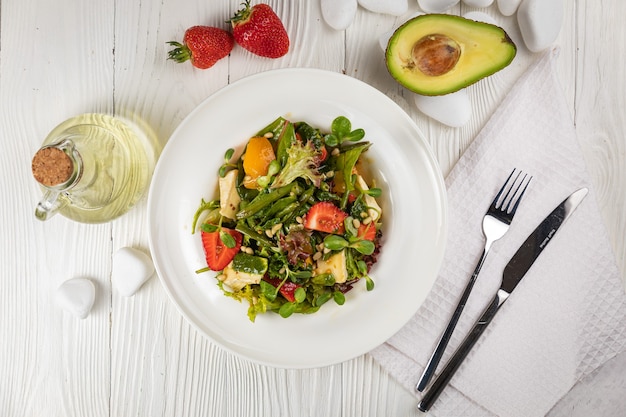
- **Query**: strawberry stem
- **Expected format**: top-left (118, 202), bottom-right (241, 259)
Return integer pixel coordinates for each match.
top-left (166, 41), bottom-right (191, 64)
top-left (229, 0), bottom-right (252, 25)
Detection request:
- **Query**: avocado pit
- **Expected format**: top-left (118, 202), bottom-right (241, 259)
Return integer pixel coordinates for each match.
top-left (412, 34), bottom-right (461, 77)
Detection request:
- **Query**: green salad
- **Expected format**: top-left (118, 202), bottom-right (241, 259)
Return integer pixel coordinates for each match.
top-left (192, 116), bottom-right (383, 321)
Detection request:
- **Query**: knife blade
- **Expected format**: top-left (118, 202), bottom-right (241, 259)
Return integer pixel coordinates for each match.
top-left (417, 187), bottom-right (588, 413)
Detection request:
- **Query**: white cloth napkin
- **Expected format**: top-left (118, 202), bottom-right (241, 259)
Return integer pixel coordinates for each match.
top-left (370, 49), bottom-right (626, 417)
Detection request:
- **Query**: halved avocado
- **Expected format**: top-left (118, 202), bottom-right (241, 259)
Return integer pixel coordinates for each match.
top-left (385, 14), bottom-right (516, 96)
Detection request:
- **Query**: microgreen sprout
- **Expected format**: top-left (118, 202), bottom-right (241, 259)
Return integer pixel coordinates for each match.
top-left (357, 260), bottom-right (375, 291)
top-left (333, 291), bottom-right (346, 305)
top-left (322, 216), bottom-right (376, 256)
top-left (255, 159), bottom-right (281, 188)
top-left (323, 116), bottom-right (365, 147)
top-left (218, 148), bottom-right (237, 177)
top-left (323, 234), bottom-right (375, 256)
top-left (191, 199), bottom-right (220, 233)
top-left (364, 187), bottom-right (382, 198)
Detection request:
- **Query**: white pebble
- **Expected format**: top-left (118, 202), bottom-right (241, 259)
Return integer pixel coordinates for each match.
top-left (56, 278), bottom-right (95, 319)
top-left (462, 0), bottom-right (494, 7)
top-left (413, 90), bottom-right (472, 128)
top-left (358, 0), bottom-right (408, 16)
top-left (112, 247), bottom-right (155, 297)
top-left (417, 0), bottom-right (460, 13)
top-left (379, 29), bottom-right (394, 52)
top-left (321, 0), bottom-right (357, 31)
top-left (517, 0), bottom-right (563, 52)
top-left (496, 0), bottom-right (522, 16)
top-left (463, 11), bottom-right (497, 25)
top-left (378, 12), bottom-right (423, 51)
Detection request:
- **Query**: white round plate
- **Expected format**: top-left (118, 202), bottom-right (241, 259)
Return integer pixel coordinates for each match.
top-left (148, 68), bottom-right (447, 369)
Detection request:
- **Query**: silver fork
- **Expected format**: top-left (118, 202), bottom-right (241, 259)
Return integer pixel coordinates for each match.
top-left (416, 169), bottom-right (532, 392)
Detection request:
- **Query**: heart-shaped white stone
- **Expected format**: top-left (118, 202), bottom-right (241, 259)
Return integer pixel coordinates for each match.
top-left (462, 0), bottom-right (494, 7)
top-left (358, 0), bottom-right (408, 16)
top-left (413, 90), bottom-right (472, 128)
top-left (496, 0), bottom-right (523, 16)
top-left (378, 12), bottom-right (423, 51)
top-left (517, 0), bottom-right (563, 52)
top-left (56, 278), bottom-right (96, 319)
top-left (112, 247), bottom-right (155, 297)
top-left (321, 0), bottom-right (358, 30)
top-left (463, 10), bottom-right (497, 25)
top-left (417, 0), bottom-right (460, 13)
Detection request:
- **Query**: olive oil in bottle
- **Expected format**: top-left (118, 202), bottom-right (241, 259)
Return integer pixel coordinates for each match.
top-left (32, 113), bottom-right (160, 223)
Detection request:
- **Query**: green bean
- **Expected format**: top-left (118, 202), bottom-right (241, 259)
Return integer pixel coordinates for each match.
top-left (263, 196), bottom-right (297, 219)
top-left (275, 202), bottom-right (300, 221)
top-left (236, 222), bottom-right (274, 247)
top-left (236, 183), bottom-right (297, 219)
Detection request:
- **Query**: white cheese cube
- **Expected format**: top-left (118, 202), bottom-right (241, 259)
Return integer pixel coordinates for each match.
top-left (314, 250), bottom-right (348, 284)
top-left (218, 262), bottom-right (264, 291)
top-left (219, 169), bottom-right (241, 219)
top-left (355, 175), bottom-right (382, 221)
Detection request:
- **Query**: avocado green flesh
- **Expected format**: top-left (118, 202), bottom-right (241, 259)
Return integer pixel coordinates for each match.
top-left (385, 14), bottom-right (517, 96)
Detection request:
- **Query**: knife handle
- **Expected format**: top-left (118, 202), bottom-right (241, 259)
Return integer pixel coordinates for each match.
top-left (417, 289), bottom-right (509, 413)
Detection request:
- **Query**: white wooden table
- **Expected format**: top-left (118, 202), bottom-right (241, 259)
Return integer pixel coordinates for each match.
top-left (2, 1), bottom-right (625, 415)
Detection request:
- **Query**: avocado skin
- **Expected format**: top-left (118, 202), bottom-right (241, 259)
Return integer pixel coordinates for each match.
top-left (385, 14), bottom-right (517, 96)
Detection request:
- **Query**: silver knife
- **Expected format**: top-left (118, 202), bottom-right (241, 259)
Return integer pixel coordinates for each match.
top-left (417, 187), bottom-right (588, 413)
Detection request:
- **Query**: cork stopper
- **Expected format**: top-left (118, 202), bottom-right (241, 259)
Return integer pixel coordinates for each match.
top-left (32, 147), bottom-right (74, 187)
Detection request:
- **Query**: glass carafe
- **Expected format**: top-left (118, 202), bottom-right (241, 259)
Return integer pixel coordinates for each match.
top-left (31, 113), bottom-right (160, 223)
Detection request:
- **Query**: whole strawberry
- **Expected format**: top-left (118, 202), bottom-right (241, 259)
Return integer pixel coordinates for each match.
top-left (230, 1), bottom-right (290, 58)
top-left (167, 26), bottom-right (234, 69)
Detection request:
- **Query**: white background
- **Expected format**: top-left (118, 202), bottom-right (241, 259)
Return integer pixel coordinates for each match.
top-left (1, 1), bottom-right (624, 416)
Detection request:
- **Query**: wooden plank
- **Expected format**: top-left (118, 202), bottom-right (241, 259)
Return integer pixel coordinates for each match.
top-left (0, 1), bottom-right (115, 416)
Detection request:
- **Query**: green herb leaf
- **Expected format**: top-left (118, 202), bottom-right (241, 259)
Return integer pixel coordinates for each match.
top-left (201, 223), bottom-right (219, 233)
top-left (351, 240), bottom-right (375, 255)
top-left (220, 231), bottom-right (237, 248)
top-left (260, 280), bottom-right (278, 301)
top-left (344, 128), bottom-right (365, 142)
top-left (365, 187), bottom-right (382, 198)
top-left (344, 216), bottom-right (358, 237)
top-left (356, 260), bottom-right (368, 275)
top-left (315, 292), bottom-right (332, 307)
top-left (311, 273), bottom-right (335, 286)
top-left (290, 270), bottom-right (313, 280)
top-left (279, 302), bottom-right (296, 318)
top-left (331, 116), bottom-right (351, 138)
top-left (333, 291), bottom-right (346, 305)
top-left (324, 235), bottom-right (349, 251)
top-left (294, 287), bottom-right (306, 303)
top-left (324, 133), bottom-right (338, 147)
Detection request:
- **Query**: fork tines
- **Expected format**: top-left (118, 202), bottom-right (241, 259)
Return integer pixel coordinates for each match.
top-left (493, 169), bottom-right (532, 215)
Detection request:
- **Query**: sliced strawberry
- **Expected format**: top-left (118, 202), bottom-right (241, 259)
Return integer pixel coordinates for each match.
top-left (303, 202), bottom-right (348, 234)
top-left (263, 277), bottom-right (301, 302)
top-left (201, 228), bottom-right (242, 271)
top-left (357, 223), bottom-right (377, 241)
